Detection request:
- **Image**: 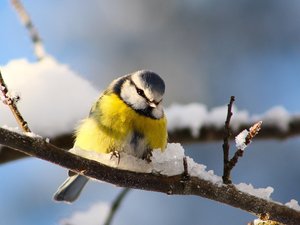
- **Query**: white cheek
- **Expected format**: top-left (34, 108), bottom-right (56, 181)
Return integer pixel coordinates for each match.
top-left (120, 85), bottom-right (147, 110)
top-left (152, 102), bottom-right (164, 119)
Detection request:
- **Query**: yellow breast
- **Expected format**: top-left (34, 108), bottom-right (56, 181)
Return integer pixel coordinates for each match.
top-left (74, 93), bottom-right (167, 154)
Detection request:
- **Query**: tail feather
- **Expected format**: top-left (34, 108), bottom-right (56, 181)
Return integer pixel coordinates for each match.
top-left (53, 174), bottom-right (89, 203)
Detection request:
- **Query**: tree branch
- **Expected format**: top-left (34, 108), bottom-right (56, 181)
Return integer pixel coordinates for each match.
top-left (0, 127), bottom-right (299, 225)
top-left (168, 116), bottom-right (300, 143)
top-left (2, 115), bottom-right (300, 165)
top-left (10, 0), bottom-right (46, 60)
top-left (228, 121), bottom-right (262, 170)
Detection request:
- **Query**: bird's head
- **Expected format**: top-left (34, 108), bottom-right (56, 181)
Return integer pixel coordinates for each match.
top-left (116, 70), bottom-right (165, 119)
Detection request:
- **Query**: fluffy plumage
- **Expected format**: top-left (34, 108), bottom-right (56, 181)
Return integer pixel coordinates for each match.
top-left (76, 93), bottom-right (167, 157)
top-left (53, 70), bottom-right (167, 203)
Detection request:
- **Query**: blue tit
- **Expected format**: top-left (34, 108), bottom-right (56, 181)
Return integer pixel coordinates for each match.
top-left (53, 70), bottom-right (167, 203)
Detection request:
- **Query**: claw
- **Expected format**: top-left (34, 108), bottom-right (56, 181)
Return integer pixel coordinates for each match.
top-left (110, 150), bottom-right (121, 164)
top-left (142, 150), bottom-right (152, 163)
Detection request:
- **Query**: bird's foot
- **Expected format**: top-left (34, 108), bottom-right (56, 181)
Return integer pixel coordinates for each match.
top-left (142, 150), bottom-right (152, 163)
top-left (110, 150), bottom-right (121, 164)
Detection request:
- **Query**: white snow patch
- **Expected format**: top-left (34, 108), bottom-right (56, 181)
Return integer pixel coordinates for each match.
top-left (0, 56), bottom-right (98, 137)
top-left (59, 202), bottom-right (110, 225)
top-left (252, 106), bottom-right (290, 131)
top-left (166, 103), bottom-right (294, 137)
top-left (285, 199), bottom-right (300, 211)
top-left (235, 183), bottom-right (274, 200)
top-left (165, 103), bottom-right (207, 137)
top-left (70, 146), bottom-right (153, 173)
top-left (252, 218), bottom-right (266, 225)
top-left (235, 129), bottom-right (249, 150)
top-left (71, 143), bottom-right (222, 184)
top-left (1, 125), bottom-right (21, 133)
top-left (204, 105), bottom-right (250, 129)
top-left (230, 107), bottom-right (250, 130)
top-left (187, 156), bottom-right (222, 184)
top-left (204, 105), bottom-right (228, 128)
top-left (24, 131), bottom-right (43, 139)
top-left (165, 103), bottom-right (250, 137)
top-left (151, 143), bottom-right (186, 175)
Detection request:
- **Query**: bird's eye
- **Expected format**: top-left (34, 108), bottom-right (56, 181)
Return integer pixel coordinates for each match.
top-left (136, 88), bottom-right (145, 97)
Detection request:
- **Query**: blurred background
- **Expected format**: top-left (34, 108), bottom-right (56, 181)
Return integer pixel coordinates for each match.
top-left (1, 0), bottom-right (300, 224)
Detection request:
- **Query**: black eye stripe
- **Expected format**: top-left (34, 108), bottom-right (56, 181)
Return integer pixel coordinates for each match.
top-left (128, 78), bottom-right (163, 106)
top-left (136, 88), bottom-right (146, 98)
top-left (129, 78), bottom-right (150, 100)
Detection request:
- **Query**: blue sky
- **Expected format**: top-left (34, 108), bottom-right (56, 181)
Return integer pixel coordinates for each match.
top-left (2, 1), bottom-right (300, 112)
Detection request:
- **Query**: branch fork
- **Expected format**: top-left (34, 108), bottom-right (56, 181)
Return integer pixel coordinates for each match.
top-left (222, 96), bottom-right (262, 184)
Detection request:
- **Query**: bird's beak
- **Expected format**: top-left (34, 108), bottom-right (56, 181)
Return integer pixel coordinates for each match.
top-left (149, 102), bottom-right (157, 108)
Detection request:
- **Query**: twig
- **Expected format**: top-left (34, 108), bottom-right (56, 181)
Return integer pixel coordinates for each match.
top-left (0, 127), bottom-right (299, 225)
top-left (228, 121), bottom-right (262, 170)
top-left (222, 96), bottom-right (235, 184)
top-left (182, 156), bottom-right (190, 181)
top-left (104, 188), bottom-right (130, 225)
top-left (0, 70), bottom-right (31, 132)
top-left (221, 97), bottom-right (262, 184)
top-left (10, 0), bottom-right (46, 60)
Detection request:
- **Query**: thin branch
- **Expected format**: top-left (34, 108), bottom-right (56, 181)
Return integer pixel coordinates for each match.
top-left (182, 156), bottom-right (190, 181)
top-left (0, 70), bottom-right (31, 132)
top-left (224, 121), bottom-right (263, 184)
top-left (104, 188), bottom-right (130, 225)
top-left (228, 121), bottom-right (262, 169)
top-left (0, 127), bottom-right (299, 225)
top-left (222, 96), bottom-right (235, 184)
top-left (10, 0), bottom-right (47, 60)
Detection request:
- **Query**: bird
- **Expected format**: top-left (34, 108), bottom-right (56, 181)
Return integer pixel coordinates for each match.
top-left (53, 70), bottom-right (168, 203)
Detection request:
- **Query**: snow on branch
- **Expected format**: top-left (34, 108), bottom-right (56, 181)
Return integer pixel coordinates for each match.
top-left (167, 105), bottom-right (300, 143)
top-left (1, 56), bottom-right (300, 170)
top-left (0, 127), bottom-right (300, 225)
top-left (223, 120), bottom-right (263, 184)
top-left (1, 57), bottom-right (300, 141)
top-left (220, 96), bottom-right (262, 184)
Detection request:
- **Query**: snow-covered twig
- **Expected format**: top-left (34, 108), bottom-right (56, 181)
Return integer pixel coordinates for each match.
top-left (223, 118), bottom-right (262, 184)
top-left (236, 121), bottom-right (262, 150)
top-left (221, 97), bottom-right (262, 184)
top-left (10, 0), bottom-right (46, 60)
top-left (225, 121), bottom-right (263, 179)
top-left (0, 70), bottom-right (31, 132)
top-left (0, 127), bottom-right (299, 225)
